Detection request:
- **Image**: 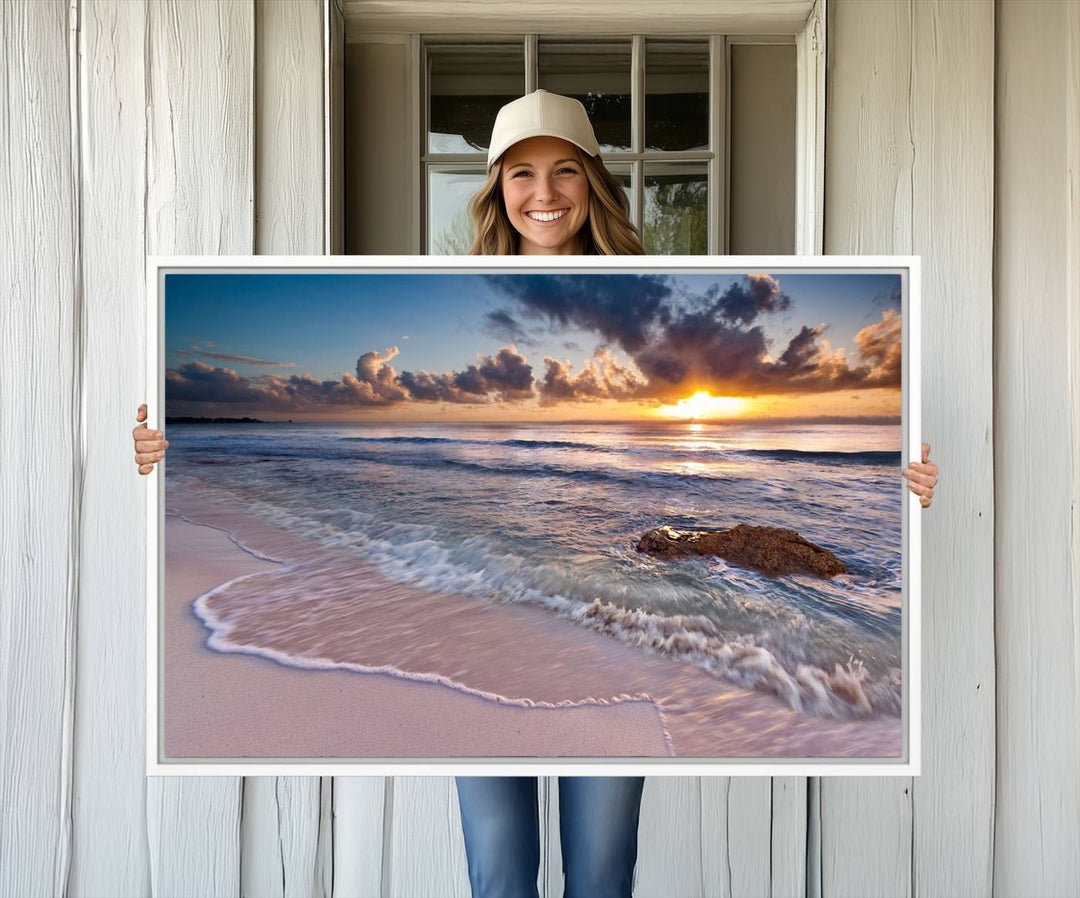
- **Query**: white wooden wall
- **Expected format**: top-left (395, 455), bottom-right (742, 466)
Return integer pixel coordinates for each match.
top-left (2, 1), bottom-right (1078, 896)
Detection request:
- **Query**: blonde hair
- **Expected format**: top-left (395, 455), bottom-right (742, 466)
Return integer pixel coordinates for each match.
top-left (467, 150), bottom-right (645, 256)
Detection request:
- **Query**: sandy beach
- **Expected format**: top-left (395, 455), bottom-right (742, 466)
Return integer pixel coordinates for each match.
top-left (163, 492), bottom-right (902, 760)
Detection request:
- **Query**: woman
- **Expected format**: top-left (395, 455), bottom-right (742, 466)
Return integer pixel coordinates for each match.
top-left (131, 90), bottom-right (940, 897)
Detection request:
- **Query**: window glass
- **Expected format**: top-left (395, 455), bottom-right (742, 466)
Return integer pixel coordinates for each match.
top-left (538, 40), bottom-right (632, 153)
top-left (645, 40), bottom-right (710, 152)
top-left (428, 167), bottom-right (487, 254)
top-left (643, 163), bottom-right (708, 254)
top-left (427, 44), bottom-right (524, 153)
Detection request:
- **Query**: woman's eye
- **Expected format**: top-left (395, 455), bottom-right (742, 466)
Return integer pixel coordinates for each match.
top-left (558, 167), bottom-right (580, 175)
top-left (511, 170), bottom-right (531, 178)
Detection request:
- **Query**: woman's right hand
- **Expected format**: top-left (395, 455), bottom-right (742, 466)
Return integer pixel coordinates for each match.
top-left (133, 403), bottom-right (169, 475)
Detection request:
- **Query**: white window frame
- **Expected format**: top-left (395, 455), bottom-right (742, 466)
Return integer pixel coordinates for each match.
top-left (403, 0), bottom-right (826, 256)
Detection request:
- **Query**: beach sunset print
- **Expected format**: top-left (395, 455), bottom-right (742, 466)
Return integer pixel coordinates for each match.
top-left (162, 270), bottom-right (906, 761)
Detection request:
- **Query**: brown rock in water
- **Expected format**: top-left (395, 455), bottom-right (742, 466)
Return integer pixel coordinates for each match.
top-left (635, 524), bottom-right (848, 578)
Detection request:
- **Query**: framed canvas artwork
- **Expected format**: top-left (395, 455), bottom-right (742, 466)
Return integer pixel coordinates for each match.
top-left (145, 255), bottom-right (921, 777)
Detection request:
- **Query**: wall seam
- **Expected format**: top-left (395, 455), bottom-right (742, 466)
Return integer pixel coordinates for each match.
top-left (990, 1), bottom-right (1000, 894)
top-left (61, 0), bottom-right (85, 894)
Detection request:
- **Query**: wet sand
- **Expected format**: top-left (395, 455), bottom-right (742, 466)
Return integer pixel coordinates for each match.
top-left (162, 493), bottom-right (902, 761)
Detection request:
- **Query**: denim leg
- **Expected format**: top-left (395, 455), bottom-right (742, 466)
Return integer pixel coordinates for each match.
top-left (558, 776), bottom-right (646, 898)
top-left (454, 776), bottom-right (541, 898)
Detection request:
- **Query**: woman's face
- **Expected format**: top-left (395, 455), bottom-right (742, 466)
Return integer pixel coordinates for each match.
top-left (499, 136), bottom-right (590, 255)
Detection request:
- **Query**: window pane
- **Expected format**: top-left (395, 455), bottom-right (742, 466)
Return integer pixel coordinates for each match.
top-left (538, 40), bottom-right (631, 153)
top-left (428, 167), bottom-right (487, 254)
top-left (643, 163), bottom-right (708, 254)
top-left (645, 40), bottom-right (709, 152)
top-left (428, 44), bottom-right (524, 154)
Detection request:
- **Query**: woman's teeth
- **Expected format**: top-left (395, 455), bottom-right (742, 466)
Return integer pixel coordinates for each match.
top-left (527, 209), bottom-right (567, 222)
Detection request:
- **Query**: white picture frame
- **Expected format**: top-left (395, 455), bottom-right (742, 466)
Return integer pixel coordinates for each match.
top-left (146, 253), bottom-right (920, 777)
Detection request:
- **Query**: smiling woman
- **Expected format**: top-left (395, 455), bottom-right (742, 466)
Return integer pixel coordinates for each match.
top-left (466, 89), bottom-right (646, 256)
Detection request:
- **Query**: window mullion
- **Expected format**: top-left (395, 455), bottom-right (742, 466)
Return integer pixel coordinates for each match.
top-left (709, 35), bottom-right (726, 255)
top-left (631, 34), bottom-right (645, 235)
top-left (525, 34), bottom-right (537, 93)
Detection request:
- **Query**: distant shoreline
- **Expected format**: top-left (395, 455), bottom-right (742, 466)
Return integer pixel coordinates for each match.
top-left (164, 415), bottom-right (901, 427)
top-left (166, 416), bottom-right (274, 424)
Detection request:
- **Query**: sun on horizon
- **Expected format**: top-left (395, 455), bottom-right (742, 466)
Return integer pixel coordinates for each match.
top-left (655, 391), bottom-right (750, 421)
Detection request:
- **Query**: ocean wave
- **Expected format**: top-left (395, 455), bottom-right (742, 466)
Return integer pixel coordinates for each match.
top-left (570, 598), bottom-right (901, 719)
top-left (249, 498), bottom-right (900, 720)
top-left (335, 435), bottom-right (899, 466)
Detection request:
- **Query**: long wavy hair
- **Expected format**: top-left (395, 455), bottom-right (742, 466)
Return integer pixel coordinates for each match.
top-left (467, 149), bottom-right (645, 256)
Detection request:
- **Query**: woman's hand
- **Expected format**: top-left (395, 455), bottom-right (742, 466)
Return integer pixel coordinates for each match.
top-left (133, 403), bottom-right (169, 475)
top-left (902, 442), bottom-right (938, 509)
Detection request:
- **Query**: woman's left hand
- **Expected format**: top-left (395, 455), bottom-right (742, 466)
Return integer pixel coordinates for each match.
top-left (902, 442), bottom-right (938, 509)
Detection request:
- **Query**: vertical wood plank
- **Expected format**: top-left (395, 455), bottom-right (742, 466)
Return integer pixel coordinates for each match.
top-left (995, 1), bottom-right (1080, 892)
top-left (698, 778), bottom-right (775, 898)
top-left (628, 778), bottom-right (704, 898)
top-left (822, 2), bottom-right (914, 895)
top-left (144, 1), bottom-right (254, 894)
top-left (386, 777), bottom-right (471, 898)
top-left (0, 1), bottom-right (78, 895)
top-left (825, 2), bottom-right (997, 897)
top-left (770, 777), bottom-right (808, 898)
top-left (333, 777), bottom-right (386, 897)
top-left (71, 0), bottom-right (153, 894)
top-left (908, 2), bottom-right (995, 896)
top-left (243, 2), bottom-right (327, 896)
top-left (254, 0), bottom-right (324, 256)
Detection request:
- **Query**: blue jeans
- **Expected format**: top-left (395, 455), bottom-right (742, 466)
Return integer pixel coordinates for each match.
top-left (454, 776), bottom-right (646, 898)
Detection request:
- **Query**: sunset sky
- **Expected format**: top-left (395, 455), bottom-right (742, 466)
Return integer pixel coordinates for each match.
top-left (164, 271), bottom-right (904, 422)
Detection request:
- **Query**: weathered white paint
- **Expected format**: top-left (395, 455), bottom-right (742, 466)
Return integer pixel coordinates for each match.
top-left (995, 1), bottom-right (1080, 893)
top-left (0, 1), bottom-right (78, 895)
top-left (144, 1), bottom-right (253, 894)
top-left (333, 776), bottom-right (387, 897)
top-left (387, 777), bottom-right (471, 897)
top-left (70, 1), bottom-right (152, 896)
top-left (342, 0), bottom-right (816, 39)
top-left (824, 2), bottom-right (995, 897)
top-left (908, 3), bottom-right (996, 894)
top-left (248, 2), bottom-right (331, 894)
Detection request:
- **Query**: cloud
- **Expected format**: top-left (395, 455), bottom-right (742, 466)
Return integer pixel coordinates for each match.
top-left (398, 346), bottom-right (535, 403)
top-left (194, 349), bottom-right (296, 367)
top-left (165, 361), bottom-right (267, 404)
top-left (483, 309), bottom-right (536, 346)
top-left (540, 348), bottom-right (647, 405)
top-left (484, 273), bottom-right (673, 352)
top-left (166, 347), bottom-right (409, 410)
top-left (707, 274), bottom-right (791, 325)
top-left (851, 307), bottom-right (902, 386)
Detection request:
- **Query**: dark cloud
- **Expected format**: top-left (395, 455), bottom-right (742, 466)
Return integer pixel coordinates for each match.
top-left (451, 346), bottom-right (535, 401)
top-left (707, 273), bottom-right (791, 325)
top-left (396, 346), bottom-right (536, 404)
top-left (395, 370), bottom-right (477, 404)
top-left (483, 309), bottom-right (536, 346)
top-left (483, 273), bottom-right (673, 352)
top-left (166, 347), bottom-right (409, 410)
top-left (165, 361), bottom-right (265, 404)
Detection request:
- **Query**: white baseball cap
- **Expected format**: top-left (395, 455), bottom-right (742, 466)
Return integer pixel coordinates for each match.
top-left (486, 89), bottom-right (601, 169)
